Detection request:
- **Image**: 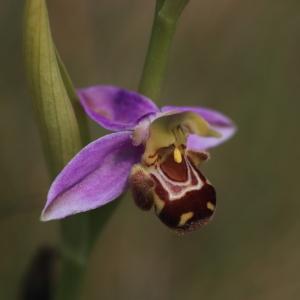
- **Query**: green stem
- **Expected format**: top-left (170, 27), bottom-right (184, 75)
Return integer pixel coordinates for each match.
top-left (138, 0), bottom-right (189, 101)
top-left (55, 257), bottom-right (86, 300)
top-left (54, 201), bottom-right (121, 300)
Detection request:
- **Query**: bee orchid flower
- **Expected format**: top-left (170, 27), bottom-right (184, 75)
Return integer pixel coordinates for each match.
top-left (41, 85), bottom-right (236, 233)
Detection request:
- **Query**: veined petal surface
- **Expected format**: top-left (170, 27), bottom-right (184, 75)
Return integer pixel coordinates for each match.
top-left (78, 85), bottom-right (159, 131)
top-left (41, 132), bottom-right (142, 221)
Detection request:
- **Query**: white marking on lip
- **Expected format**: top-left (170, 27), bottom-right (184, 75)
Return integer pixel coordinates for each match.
top-left (151, 156), bottom-right (204, 201)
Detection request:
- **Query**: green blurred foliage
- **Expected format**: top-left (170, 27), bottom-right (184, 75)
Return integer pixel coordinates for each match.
top-left (1, 0), bottom-right (300, 299)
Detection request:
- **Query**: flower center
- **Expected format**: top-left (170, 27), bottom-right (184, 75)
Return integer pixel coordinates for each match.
top-left (140, 111), bottom-right (220, 166)
top-left (173, 147), bottom-right (182, 163)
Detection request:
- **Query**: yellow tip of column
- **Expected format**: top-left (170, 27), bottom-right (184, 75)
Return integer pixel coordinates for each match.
top-left (174, 147), bottom-right (182, 163)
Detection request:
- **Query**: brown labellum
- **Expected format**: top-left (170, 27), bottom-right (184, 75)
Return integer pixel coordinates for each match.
top-left (130, 149), bottom-right (216, 234)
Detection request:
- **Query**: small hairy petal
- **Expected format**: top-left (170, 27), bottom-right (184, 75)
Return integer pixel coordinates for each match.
top-left (41, 132), bottom-right (143, 221)
top-left (78, 85), bottom-right (159, 131)
top-left (187, 127), bottom-right (234, 151)
top-left (161, 106), bottom-right (236, 150)
top-left (130, 164), bottom-right (155, 211)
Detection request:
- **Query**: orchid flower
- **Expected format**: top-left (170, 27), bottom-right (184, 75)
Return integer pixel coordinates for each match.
top-left (41, 85), bottom-right (236, 233)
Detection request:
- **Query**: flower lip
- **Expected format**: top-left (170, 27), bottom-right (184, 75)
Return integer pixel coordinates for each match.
top-left (129, 145), bottom-right (216, 234)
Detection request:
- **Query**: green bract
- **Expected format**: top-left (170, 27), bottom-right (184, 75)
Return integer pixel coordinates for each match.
top-left (24, 0), bottom-right (82, 177)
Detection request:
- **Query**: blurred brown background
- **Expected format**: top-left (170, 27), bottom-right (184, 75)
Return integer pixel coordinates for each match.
top-left (1, 0), bottom-right (300, 299)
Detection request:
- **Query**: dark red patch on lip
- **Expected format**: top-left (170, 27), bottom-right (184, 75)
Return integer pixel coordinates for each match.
top-left (159, 153), bottom-right (188, 182)
top-left (157, 182), bottom-right (216, 232)
top-left (151, 174), bottom-right (169, 201)
top-left (151, 155), bottom-right (216, 232)
top-left (151, 156), bottom-right (205, 203)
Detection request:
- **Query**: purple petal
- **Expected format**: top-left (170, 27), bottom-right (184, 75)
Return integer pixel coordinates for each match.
top-left (41, 132), bottom-right (143, 221)
top-left (162, 106), bottom-right (236, 150)
top-left (78, 85), bottom-right (159, 131)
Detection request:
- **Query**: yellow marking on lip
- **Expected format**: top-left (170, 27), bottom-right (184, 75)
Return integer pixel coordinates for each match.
top-left (207, 202), bottom-right (215, 211)
top-left (173, 147), bottom-right (182, 163)
top-left (178, 211), bottom-right (194, 226)
top-left (154, 195), bottom-right (165, 214)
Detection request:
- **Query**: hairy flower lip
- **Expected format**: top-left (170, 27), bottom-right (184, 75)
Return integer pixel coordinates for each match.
top-left (129, 148), bottom-right (216, 233)
top-left (41, 85), bottom-right (236, 222)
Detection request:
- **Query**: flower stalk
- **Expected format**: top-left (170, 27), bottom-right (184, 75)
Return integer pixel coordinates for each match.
top-left (139, 0), bottom-right (190, 101)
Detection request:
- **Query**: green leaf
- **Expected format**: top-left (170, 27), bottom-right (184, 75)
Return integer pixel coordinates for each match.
top-left (24, 0), bottom-right (82, 177)
top-left (23, 0), bottom-right (90, 271)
